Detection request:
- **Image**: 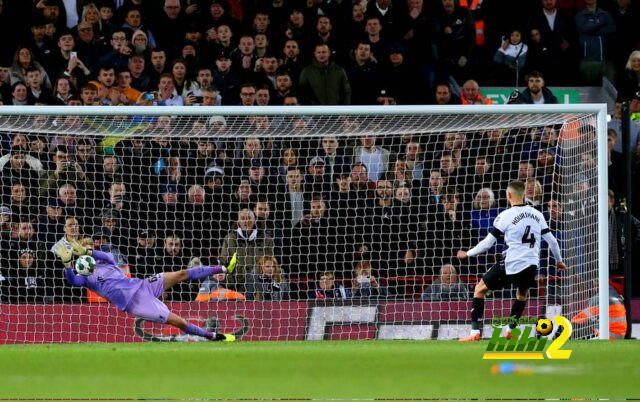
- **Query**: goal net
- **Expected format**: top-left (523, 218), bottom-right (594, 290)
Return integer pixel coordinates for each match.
top-left (0, 105), bottom-right (608, 343)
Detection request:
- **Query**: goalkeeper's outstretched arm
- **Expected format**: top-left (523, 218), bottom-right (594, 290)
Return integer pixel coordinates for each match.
top-left (64, 267), bottom-right (87, 287)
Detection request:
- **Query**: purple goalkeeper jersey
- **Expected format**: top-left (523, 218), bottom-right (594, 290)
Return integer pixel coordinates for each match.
top-left (64, 250), bottom-right (144, 310)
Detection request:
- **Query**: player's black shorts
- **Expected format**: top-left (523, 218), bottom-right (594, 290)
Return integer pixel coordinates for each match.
top-left (482, 261), bottom-right (537, 293)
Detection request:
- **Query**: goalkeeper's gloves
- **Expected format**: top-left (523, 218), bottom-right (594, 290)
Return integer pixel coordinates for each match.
top-left (226, 252), bottom-right (238, 275)
top-left (54, 245), bottom-right (73, 265)
top-left (69, 240), bottom-right (91, 257)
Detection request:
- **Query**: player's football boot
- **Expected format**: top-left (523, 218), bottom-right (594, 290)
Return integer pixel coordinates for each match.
top-left (459, 332), bottom-right (481, 342)
top-left (506, 330), bottom-right (517, 340)
top-left (212, 333), bottom-right (236, 342)
top-left (226, 252), bottom-right (238, 275)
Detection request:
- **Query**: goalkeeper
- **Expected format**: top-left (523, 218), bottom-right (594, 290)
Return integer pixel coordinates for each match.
top-left (55, 241), bottom-right (237, 341)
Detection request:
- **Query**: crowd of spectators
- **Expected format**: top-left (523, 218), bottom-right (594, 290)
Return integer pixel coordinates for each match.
top-left (0, 115), bottom-right (620, 303)
top-left (0, 0), bottom-right (639, 303)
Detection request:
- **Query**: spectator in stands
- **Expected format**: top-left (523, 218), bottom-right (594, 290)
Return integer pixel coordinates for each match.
top-left (1, 248), bottom-right (55, 303)
top-left (492, 28), bottom-right (528, 85)
top-left (246, 255), bottom-right (289, 301)
top-left (346, 41), bottom-right (382, 105)
top-left (52, 76), bottom-right (75, 105)
top-left (575, 0), bottom-right (616, 85)
top-left (49, 30), bottom-right (92, 87)
top-left (310, 271), bottom-right (350, 300)
top-left (272, 148), bottom-right (298, 186)
top-left (9, 82), bottom-right (30, 106)
top-left (304, 156), bottom-right (332, 195)
top-left (25, 68), bottom-right (52, 105)
top-left (115, 69), bottom-right (141, 105)
top-left (433, 0), bottom-right (474, 83)
top-left (129, 228), bottom-right (161, 277)
top-left (8, 182), bottom-right (38, 218)
top-left (387, 159), bottom-right (414, 190)
top-left (470, 188), bottom-right (501, 240)
top-left (0, 62), bottom-right (12, 104)
top-left (526, 0), bottom-right (575, 85)
top-left (220, 209), bottom-right (275, 292)
top-left (255, 84), bottom-right (271, 106)
top-left (464, 156), bottom-right (499, 197)
top-left (616, 50), bottom-right (640, 101)
top-left (128, 54), bottom-right (151, 93)
top-left (0, 205), bottom-right (11, 240)
top-left (276, 168), bottom-right (305, 227)
top-left (426, 188), bottom-right (472, 271)
top-left (353, 136), bottom-right (392, 182)
top-left (122, 6), bottom-right (156, 49)
top-left (38, 198), bottom-right (64, 248)
top-left (421, 264), bottom-right (468, 301)
top-left (91, 226), bottom-right (128, 268)
top-left (287, 196), bottom-right (336, 275)
top-left (79, 83), bottom-right (97, 105)
top-left (298, 43), bottom-right (351, 105)
top-left (50, 216), bottom-right (81, 256)
top-left (281, 39), bottom-right (303, 84)
top-left (514, 71), bottom-right (559, 104)
top-left (433, 83), bottom-right (460, 105)
top-left (516, 161), bottom-right (536, 181)
top-left (98, 28), bottom-right (132, 73)
top-left (351, 258), bottom-right (388, 299)
top-left (9, 47), bottom-right (52, 90)
top-left (156, 73), bottom-right (183, 105)
top-left (608, 189), bottom-right (640, 275)
top-left (524, 178), bottom-right (544, 207)
top-left (148, 48), bottom-right (168, 89)
top-left (460, 79), bottom-right (492, 105)
top-left (317, 135), bottom-right (349, 180)
top-left (2, 148), bottom-right (40, 193)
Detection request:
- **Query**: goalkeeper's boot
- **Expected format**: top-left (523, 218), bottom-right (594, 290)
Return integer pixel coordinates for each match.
top-left (225, 252), bottom-right (238, 275)
top-left (459, 332), bottom-right (481, 342)
top-left (212, 333), bottom-right (236, 342)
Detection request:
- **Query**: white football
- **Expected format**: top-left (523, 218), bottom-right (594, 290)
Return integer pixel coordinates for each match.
top-left (74, 255), bottom-right (96, 276)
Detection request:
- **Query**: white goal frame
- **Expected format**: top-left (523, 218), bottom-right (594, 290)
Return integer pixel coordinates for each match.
top-left (0, 104), bottom-right (609, 340)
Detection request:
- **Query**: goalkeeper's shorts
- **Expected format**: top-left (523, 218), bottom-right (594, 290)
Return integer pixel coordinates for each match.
top-left (126, 273), bottom-right (169, 324)
top-left (483, 262), bottom-right (537, 293)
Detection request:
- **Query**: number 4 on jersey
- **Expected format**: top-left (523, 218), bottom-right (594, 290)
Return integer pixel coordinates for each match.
top-left (521, 225), bottom-right (536, 248)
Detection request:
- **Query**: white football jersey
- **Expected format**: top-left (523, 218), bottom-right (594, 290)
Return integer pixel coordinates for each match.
top-left (492, 205), bottom-right (550, 275)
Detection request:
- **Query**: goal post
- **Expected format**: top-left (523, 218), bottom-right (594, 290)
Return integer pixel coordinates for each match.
top-left (0, 104), bottom-right (609, 342)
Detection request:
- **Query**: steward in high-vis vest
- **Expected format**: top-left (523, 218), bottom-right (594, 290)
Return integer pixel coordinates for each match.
top-left (459, 0), bottom-right (485, 46)
top-left (571, 286), bottom-right (627, 339)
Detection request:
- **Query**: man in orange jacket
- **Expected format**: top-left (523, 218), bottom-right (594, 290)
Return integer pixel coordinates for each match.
top-left (571, 285), bottom-right (627, 339)
top-left (461, 79), bottom-right (493, 104)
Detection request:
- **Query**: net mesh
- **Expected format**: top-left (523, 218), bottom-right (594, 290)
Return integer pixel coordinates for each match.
top-left (0, 108), bottom-right (601, 342)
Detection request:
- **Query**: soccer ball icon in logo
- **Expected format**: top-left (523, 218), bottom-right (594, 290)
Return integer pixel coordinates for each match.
top-left (536, 318), bottom-right (554, 337)
top-left (75, 255), bottom-right (96, 276)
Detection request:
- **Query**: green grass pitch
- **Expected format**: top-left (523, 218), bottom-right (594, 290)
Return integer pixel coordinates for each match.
top-left (1, 340), bottom-right (639, 400)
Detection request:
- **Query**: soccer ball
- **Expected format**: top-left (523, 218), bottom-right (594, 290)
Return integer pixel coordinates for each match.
top-left (75, 255), bottom-right (96, 276)
top-left (536, 318), bottom-right (554, 337)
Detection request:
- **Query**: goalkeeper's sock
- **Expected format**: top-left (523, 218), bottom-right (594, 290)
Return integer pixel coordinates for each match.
top-left (187, 266), bottom-right (225, 281)
top-left (471, 297), bottom-right (485, 331)
top-left (183, 323), bottom-right (214, 340)
top-left (508, 299), bottom-right (527, 330)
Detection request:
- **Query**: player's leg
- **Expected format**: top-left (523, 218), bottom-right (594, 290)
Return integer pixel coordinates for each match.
top-left (460, 262), bottom-right (504, 342)
top-left (507, 265), bottom-right (537, 336)
top-left (162, 266), bottom-right (225, 290)
top-left (162, 253), bottom-right (238, 290)
top-left (165, 312), bottom-right (234, 342)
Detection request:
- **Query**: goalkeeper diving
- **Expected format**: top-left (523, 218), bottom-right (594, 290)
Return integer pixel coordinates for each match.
top-left (54, 241), bottom-right (238, 341)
